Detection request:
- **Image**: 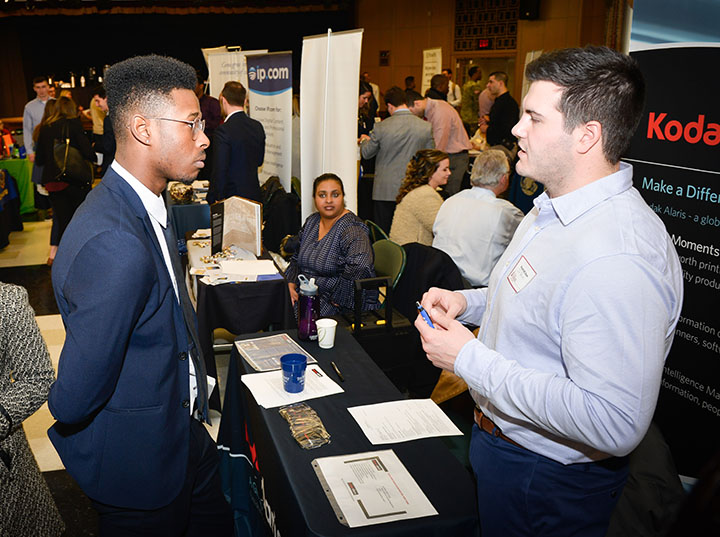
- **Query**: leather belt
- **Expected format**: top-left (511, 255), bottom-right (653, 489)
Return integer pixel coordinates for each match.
top-left (474, 407), bottom-right (523, 449)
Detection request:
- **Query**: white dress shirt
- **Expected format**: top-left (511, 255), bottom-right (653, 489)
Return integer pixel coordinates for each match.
top-left (433, 186), bottom-right (524, 287)
top-left (447, 80), bottom-right (463, 108)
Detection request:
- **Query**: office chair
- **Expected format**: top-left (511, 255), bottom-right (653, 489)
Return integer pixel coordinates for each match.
top-left (365, 219), bottom-right (389, 243)
top-left (351, 239), bottom-right (406, 333)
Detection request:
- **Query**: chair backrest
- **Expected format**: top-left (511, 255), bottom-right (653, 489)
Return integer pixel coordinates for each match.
top-left (291, 176), bottom-right (301, 199)
top-left (365, 219), bottom-right (389, 243)
top-left (372, 239), bottom-right (406, 289)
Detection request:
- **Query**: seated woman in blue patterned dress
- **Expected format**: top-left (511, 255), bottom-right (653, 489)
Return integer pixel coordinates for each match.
top-left (285, 173), bottom-right (379, 317)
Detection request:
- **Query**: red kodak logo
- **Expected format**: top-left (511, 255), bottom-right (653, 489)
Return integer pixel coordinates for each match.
top-left (646, 113), bottom-right (719, 146)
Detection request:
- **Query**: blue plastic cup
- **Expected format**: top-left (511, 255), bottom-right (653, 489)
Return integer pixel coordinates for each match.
top-left (281, 353), bottom-right (307, 393)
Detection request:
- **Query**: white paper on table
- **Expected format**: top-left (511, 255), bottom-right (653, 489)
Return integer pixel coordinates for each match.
top-left (241, 366), bottom-right (344, 409)
top-left (219, 259), bottom-right (276, 277)
top-left (191, 228), bottom-right (211, 239)
top-left (189, 266), bottom-right (221, 276)
top-left (312, 449), bottom-right (437, 528)
top-left (347, 399), bottom-right (462, 445)
top-left (199, 275), bottom-right (249, 286)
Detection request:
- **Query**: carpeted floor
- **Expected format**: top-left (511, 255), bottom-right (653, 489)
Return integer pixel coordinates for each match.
top-left (44, 471), bottom-right (99, 537)
top-left (0, 264), bottom-right (58, 315)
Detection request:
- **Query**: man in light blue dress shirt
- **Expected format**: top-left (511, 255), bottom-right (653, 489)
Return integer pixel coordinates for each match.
top-left (416, 47), bottom-right (683, 537)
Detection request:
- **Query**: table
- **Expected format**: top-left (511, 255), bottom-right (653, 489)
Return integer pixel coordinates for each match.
top-left (168, 198), bottom-right (211, 240)
top-left (0, 158), bottom-right (34, 214)
top-left (187, 239), bottom-right (295, 409)
top-left (217, 329), bottom-right (479, 537)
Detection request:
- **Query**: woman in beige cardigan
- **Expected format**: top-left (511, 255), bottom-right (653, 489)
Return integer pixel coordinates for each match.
top-left (389, 149), bottom-right (450, 245)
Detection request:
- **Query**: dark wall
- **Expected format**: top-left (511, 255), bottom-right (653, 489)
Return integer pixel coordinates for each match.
top-left (2, 8), bottom-right (354, 116)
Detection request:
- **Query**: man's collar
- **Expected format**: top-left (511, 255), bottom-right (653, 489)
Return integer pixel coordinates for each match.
top-left (535, 162), bottom-right (634, 226)
top-left (225, 109), bottom-right (244, 122)
top-left (111, 161), bottom-right (168, 227)
top-left (472, 186), bottom-right (497, 198)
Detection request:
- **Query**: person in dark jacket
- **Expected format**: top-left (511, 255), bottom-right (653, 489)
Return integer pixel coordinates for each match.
top-left (34, 96), bottom-right (93, 263)
top-left (208, 81), bottom-right (265, 204)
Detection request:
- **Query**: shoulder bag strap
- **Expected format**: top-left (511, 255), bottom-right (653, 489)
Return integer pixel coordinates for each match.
top-left (60, 121), bottom-right (70, 172)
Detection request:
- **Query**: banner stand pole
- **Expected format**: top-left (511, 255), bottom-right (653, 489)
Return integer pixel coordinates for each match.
top-left (322, 28), bottom-right (333, 171)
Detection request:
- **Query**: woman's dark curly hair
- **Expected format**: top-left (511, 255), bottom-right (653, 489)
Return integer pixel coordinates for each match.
top-left (396, 149), bottom-right (449, 203)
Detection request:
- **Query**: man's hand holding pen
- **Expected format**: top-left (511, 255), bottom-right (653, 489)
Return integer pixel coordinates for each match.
top-left (414, 288), bottom-right (475, 373)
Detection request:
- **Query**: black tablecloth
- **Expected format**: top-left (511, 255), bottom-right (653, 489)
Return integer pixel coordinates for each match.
top-left (168, 199), bottom-right (211, 240)
top-left (217, 328), bottom-right (479, 537)
top-left (197, 277), bottom-right (294, 409)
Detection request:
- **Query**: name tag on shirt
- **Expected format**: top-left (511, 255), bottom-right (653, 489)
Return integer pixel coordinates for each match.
top-left (507, 256), bottom-right (536, 293)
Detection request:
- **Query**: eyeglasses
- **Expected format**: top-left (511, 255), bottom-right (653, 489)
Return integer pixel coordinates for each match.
top-left (148, 116), bottom-right (206, 140)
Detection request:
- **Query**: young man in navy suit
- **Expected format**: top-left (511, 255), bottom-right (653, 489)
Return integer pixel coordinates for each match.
top-left (49, 55), bottom-right (233, 536)
top-left (208, 81), bottom-right (265, 204)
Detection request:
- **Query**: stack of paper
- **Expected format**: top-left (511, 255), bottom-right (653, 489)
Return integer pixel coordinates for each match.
top-left (241, 366), bottom-right (344, 409)
top-left (219, 259), bottom-right (279, 281)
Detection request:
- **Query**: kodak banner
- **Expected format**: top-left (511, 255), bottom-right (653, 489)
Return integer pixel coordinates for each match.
top-left (625, 44), bottom-right (720, 476)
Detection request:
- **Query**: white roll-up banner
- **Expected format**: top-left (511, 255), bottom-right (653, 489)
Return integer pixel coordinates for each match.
top-left (300, 29), bottom-right (363, 221)
top-left (422, 47), bottom-right (442, 96)
top-left (206, 49), bottom-right (268, 100)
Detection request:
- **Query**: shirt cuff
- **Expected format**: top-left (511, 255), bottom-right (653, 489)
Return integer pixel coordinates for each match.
top-left (454, 338), bottom-right (492, 389)
top-left (456, 288), bottom-right (487, 325)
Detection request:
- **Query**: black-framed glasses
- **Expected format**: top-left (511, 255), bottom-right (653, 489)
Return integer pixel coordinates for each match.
top-left (148, 116), bottom-right (205, 140)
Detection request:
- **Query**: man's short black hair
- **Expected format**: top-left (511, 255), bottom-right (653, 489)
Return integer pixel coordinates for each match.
top-left (32, 76), bottom-right (49, 86)
top-left (91, 85), bottom-right (106, 99)
top-left (525, 46), bottom-right (645, 164)
top-left (404, 75), bottom-right (414, 85)
top-left (384, 86), bottom-right (406, 108)
top-left (488, 71), bottom-right (509, 84)
top-left (430, 74), bottom-right (447, 90)
top-left (104, 54), bottom-right (197, 143)
top-left (405, 90), bottom-right (423, 108)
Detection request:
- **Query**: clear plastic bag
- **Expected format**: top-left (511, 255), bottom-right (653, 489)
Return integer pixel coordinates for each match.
top-left (278, 402), bottom-right (331, 449)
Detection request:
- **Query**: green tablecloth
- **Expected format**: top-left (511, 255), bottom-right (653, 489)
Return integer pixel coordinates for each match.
top-left (0, 159), bottom-right (34, 214)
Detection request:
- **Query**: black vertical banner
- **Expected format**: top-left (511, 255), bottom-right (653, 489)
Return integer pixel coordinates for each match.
top-left (626, 46), bottom-right (720, 477)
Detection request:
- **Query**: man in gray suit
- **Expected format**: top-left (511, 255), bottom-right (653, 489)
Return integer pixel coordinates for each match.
top-left (359, 86), bottom-right (434, 233)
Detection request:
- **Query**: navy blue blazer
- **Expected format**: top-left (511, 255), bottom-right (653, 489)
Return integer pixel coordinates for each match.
top-left (208, 111), bottom-right (265, 204)
top-left (48, 169), bottom-right (195, 510)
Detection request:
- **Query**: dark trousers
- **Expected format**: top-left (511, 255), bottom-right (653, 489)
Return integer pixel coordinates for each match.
top-left (92, 418), bottom-right (233, 537)
top-left (446, 151), bottom-right (470, 196)
top-left (372, 200), bottom-right (396, 235)
top-left (48, 184), bottom-right (89, 246)
top-left (470, 424), bottom-right (628, 537)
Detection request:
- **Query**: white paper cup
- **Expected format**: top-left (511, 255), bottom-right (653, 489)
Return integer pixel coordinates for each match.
top-left (316, 318), bottom-right (338, 349)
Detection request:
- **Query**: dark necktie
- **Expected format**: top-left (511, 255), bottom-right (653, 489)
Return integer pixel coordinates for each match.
top-left (161, 217), bottom-right (209, 422)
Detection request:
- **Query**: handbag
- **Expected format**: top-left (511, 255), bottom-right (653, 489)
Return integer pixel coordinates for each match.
top-left (53, 121), bottom-right (93, 186)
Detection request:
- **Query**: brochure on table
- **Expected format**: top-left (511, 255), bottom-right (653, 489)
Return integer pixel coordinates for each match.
top-left (312, 449), bottom-right (438, 528)
top-left (235, 333), bottom-right (317, 372)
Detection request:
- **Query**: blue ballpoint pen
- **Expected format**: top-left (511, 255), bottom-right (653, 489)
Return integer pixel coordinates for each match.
top-left (416, 301), bottom-right (435, 328)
